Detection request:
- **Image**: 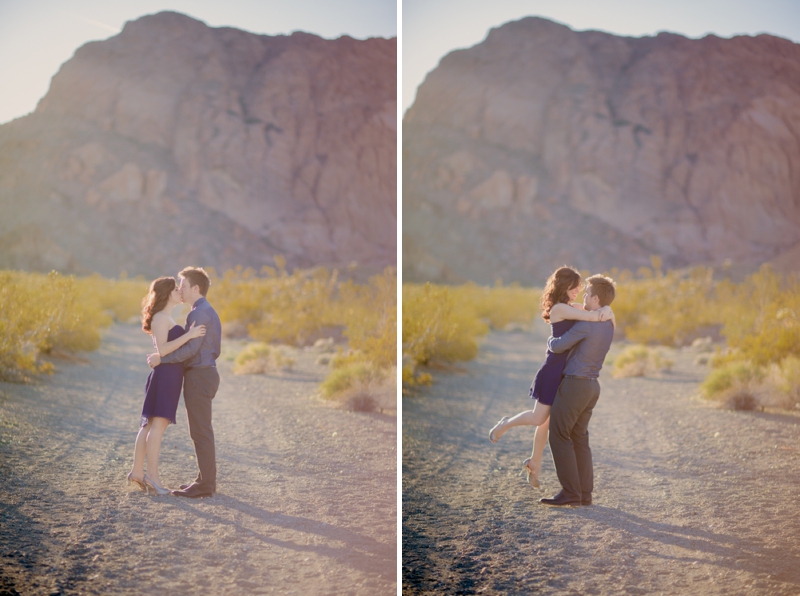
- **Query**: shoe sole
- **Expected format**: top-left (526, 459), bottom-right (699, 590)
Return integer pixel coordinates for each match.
top-left (540, 501), bottom-right (581, 507)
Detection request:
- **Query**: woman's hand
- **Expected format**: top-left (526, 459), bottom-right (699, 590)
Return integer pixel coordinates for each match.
top-left (186, 321), bottom-right (207, 339)
top-left (597, 305), bottom-right (614, 322)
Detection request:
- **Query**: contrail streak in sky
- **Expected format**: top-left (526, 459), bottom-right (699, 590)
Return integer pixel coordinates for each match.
top-left (60, 11), bottom-right (121, 34)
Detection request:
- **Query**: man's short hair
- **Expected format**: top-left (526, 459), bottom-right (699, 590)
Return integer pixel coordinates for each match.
top-left (179, 267), bottom-right (211, 296)
top-left (586, 274), bottom-right (616, 306)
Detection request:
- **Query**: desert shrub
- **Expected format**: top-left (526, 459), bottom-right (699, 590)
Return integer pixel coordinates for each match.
top-left (402, 283), bottom-right (486, 384)
top-left (336, 267), bottom-right (397, 369)
top-left (715, 265), bottom-right (800, 367)
top-left (775, 355), bottom-right (800, 403)
top-left (233, 342), bottom-right (295, 375)
top-left (321, 362), bottom-right (396, 412)
top-left (0, 270), bottom-right (116, 381)
top-left (75, 274), bottom-right (148, 323)
top-left (212, 259), bottom-right (340, 346)
top-left (320, 362), bottom-right (386, 398)
top-left (213, 263), bottom-right (396, 398)
top-left (758, 355), bottom-right (800, 409)
top-left (612, 262), bottom-right (718, 347)
top-left (0, 271), bottom-right (56, 380)
top-left (609, 262), bottom-right (800, 410)
top-left (725, 389), bottom-right (760, 411)
top-left (612, 344), bottom-right (674, 378)
top-left (449, 282), bottom-right (540, 330)
top-left (612, 263), bottom-right (800, 364)
top-left (700, 361), bottom-right (765, 400)
top-left (401, 281), bottom-right (541, 385)
top-left (346, 390), bottom-right (379, 413)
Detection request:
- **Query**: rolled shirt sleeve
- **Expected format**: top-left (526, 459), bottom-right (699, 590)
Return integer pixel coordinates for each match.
top-left (547, 323), bottom-right (591, 354)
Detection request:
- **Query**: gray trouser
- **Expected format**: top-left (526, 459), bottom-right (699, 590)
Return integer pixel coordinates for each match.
top-left (184, 366), bottom-right (220, 490)
top-left (549, 377), bottom-right (600, 502)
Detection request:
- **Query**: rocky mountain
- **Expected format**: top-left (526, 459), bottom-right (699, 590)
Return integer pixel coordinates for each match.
top-left (0, 11), bottom-right (396, 278)
top-left (403, 17), bottom-right (800, 285)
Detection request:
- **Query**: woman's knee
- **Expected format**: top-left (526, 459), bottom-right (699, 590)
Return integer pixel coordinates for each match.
top-left (146, 418), bottom-right (168, 438)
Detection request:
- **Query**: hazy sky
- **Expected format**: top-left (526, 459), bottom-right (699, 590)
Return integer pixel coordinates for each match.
top-left (0, 0), bottom-right (397, 124)
top-left (404, 0), bottom-right (800, 112)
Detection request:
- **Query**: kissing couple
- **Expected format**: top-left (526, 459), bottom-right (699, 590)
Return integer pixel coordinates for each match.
top-left (126, 266), bottom-right (222, 498)
top-left (490, 266), bottom-right (616, 506)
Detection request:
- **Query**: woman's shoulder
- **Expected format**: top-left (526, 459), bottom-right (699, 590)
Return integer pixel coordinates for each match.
top-left (548, 302), bottom-right (571, 321)
top-left (151, 312), bottom-right (170, 326)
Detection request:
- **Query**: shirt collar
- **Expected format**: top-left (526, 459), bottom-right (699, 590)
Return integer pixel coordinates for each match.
top-left (192, 296), bottom-right (208, 310)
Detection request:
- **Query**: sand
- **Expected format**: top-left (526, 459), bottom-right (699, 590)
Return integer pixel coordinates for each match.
top-left (0, 324), bottom-right (396, 595)
top-left (402, 326), bottom-right (800, 595)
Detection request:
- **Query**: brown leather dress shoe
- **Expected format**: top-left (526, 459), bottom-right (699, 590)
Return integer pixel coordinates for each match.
top-left (540, 490), bottom-right (581, 507)
top-left (171, 483), bottom-right (214, 498)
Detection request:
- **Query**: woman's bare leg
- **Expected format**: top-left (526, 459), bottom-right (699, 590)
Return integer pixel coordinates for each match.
top-left (526, 416), bottom-right (550, 483)
top-left (145, 416), bottom-right (170, 485)
top-left (489, 402), bottom-right (551, 442)
top-left (130, 421), bottom-right (149, 480)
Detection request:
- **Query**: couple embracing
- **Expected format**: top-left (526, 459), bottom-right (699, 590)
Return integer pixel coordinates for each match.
top-left (490, 266), bottom-right (616, 507)
top-left (126, 267), bottom-right (221, 498)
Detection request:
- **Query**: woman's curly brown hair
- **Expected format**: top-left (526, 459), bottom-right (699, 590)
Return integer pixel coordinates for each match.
top-left (141, 277), bottom-right (176, 333)
top-left (540, 266), bottom-right (582, 322)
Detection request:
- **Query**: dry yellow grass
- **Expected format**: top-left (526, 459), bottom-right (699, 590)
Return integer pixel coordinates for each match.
top-left (402, 262), bottom-right (800, 409)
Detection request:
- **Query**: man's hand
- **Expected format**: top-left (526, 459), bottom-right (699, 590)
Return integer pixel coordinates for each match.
top-left (597, 305), bottom-right (614, 322)
top-left (147, 353), bottom-right (161, 368)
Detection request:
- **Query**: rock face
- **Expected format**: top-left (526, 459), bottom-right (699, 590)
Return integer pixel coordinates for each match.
top-left (403, 17), bottom-right (800, 285)
top-left (0, 11), bottom-right (396, 277)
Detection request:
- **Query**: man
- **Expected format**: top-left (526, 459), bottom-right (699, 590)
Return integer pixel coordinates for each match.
top-left (540, 274), bottom-right (616, 507)
top-left (148, 267), bottom-right (222, 498)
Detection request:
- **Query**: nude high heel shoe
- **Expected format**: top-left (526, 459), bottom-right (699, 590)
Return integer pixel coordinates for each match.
top-left (143, 474), bottom-right (171, 496)
top-left (489, 416), bottom-right (509, 443)
top-left (127, 472), bottom-right (147, 492)
top-left (520, 458), bottom-right (540, 488)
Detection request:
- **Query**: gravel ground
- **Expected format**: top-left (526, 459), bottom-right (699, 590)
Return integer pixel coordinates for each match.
top-left (402, 325), bottom-right (800, 595)
top-left (0, 324), bottom-right (396, 596)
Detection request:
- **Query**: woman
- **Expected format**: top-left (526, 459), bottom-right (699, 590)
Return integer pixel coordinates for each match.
top-left (127, 277), bottom-right (205, 495)
top-left (488, 266), bottom-right (614, 487)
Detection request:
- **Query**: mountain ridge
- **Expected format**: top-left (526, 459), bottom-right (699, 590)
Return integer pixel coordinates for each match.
top-left (403, 16), bottom-right (800, 285)
top-left (0, 11), bottom-right (396, 278)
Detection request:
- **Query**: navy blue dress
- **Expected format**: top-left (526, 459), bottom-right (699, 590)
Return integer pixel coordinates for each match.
top-left (140, 325), bottom-right (185, 426)
top-left (529, 319), bottom-right (576, 406)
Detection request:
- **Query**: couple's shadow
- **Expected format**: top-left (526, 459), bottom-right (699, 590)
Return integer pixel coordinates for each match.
top-left (561, 505), bottom-right (800, 583)
top-left (162, 492), bottom-right (396, 580)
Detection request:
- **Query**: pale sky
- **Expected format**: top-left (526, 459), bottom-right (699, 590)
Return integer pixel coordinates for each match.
top-left (0, 0), bottom-right (397, 125)
top-left (404, 0), bottom-right (800, 112)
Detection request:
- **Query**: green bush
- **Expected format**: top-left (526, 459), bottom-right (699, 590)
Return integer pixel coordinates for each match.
top-left (700, 361), bottom-right (765, 400)
top-left (320, 362), bottom-right (385, 398)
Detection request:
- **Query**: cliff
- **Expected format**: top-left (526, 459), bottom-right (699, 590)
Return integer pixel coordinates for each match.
top-left (403, 17), bottom-right (800, 284)
top-left (0, 11), bottom-right (396, 277)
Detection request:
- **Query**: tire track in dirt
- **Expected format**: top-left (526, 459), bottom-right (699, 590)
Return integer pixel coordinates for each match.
top-left (403, 327), bottom-right (800, 595)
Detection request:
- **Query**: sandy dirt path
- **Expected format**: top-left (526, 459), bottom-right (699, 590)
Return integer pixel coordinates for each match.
top-left (0, 324), bottom-right (396, 596)
top-left (403, 325), bottom-right (800, 595)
